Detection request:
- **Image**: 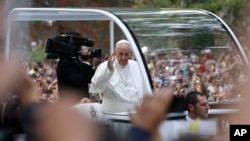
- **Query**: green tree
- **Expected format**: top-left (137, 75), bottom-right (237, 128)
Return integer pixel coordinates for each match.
top-left (133, 0), bottom-right (249, 28)
top-left (133, 0), bottom-right (250, 58)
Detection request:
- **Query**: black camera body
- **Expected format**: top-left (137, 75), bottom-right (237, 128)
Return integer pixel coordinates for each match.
top-left (45, 34), bottom-right (101, 59)
top-left (80, 48), bottom-right (102, 60)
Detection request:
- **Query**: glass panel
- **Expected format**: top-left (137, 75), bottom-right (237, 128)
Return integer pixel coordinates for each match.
top-left (111, 9), bottom-right (246, 105)
top-left (8, 8), bottom-right (247, 107)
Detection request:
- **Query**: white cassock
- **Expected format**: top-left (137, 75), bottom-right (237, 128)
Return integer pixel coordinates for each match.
top-left (91, 60), bottom-right (146, 113)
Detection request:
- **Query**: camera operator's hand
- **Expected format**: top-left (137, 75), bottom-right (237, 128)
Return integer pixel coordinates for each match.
top-left (89, 57), bottom-right (96, 68)
top-left (107, 52), bottom-right (116, 72)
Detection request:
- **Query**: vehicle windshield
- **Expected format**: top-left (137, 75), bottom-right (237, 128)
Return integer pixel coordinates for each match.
top-left (109, 8), bottom-right (247, 105)
top-left (6, 8), bottom-right (247, 106)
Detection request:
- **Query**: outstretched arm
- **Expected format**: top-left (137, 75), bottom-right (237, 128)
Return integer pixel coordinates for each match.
top-left (125, 87), bottom-right (174, 141)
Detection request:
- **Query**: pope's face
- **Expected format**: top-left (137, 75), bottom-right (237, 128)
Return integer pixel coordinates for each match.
top-left (115, 43), bottom-right (131, 66)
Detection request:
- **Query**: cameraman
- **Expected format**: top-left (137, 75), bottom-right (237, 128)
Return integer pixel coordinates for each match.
top-left (56, 44), bottom-right (96, 103)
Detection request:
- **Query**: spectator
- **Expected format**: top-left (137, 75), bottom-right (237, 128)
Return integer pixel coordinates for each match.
top-left (0, 56), bottom-right (43, 141)
top-left (125, 88), bottom-right (174, 141)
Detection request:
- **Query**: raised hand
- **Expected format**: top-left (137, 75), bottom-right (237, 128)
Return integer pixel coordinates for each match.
top-left (129, 87), bottom-right (174, 132)
top-left (107, 52), bottom-right (116, 71)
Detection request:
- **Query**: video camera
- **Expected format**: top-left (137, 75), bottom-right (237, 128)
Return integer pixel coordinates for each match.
top-left (45, 34), bottom-right (102, 59)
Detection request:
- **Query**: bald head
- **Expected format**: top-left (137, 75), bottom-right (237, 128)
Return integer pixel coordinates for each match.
top-left (115, 39), bottom-right (132, 66)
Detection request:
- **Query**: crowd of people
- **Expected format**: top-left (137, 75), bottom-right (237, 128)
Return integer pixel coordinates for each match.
top-left (0, 37), bottom-right (248, 141)
top-left (26, 60), bottom-right (59, 104)
top-left (22, 43), bottom-right (246, 108)
top-left (6, 37), bottom-right (244, 109)
top-left (146, 47), bottom-right (246, 104)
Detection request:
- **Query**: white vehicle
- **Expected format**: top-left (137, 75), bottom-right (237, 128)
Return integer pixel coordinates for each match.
top-left (5, 8), bottom-right (247, 140)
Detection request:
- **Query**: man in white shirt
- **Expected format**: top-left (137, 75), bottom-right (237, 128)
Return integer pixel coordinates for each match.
top-left (91, 39), bottom-right (146, 113)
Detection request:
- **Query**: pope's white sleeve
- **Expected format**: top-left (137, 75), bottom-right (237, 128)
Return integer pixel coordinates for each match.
top-left (91, 61), bottom-right (113, 91)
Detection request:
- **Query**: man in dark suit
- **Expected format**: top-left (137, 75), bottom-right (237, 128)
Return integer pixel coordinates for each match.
top-left (56, 45), bottom-right (96, 103)
top-left (184, 91), bottom-right (210, 121)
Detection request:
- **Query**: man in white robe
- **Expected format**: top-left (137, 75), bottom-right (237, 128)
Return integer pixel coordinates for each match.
top-left (91, 39), bottom-right (146, 113)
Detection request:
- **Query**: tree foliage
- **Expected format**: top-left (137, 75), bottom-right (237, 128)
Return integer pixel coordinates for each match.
top-left (4, 0), bottom-right (250, 61)
top-left (133, 0), bottom-right (250, 57)
top-left (132, 0), bottom-right (249, 29)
